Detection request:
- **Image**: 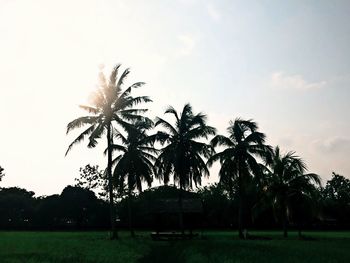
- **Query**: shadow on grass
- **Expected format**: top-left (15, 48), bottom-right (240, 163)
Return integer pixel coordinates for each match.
top-left (137, 237), bottom-right (270, 263)
top-left (138, 241), bottom-right (182, 263)
top-left (1, 252), bottom-right (92, 263)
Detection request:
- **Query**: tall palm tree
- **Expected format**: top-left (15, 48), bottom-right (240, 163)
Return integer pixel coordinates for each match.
top-left (154, 104), bottom-right (216, 234)
top-left (111, 119), bottom-right (157, 237)
top-left (65, 64), bottom-right (151, 239)
top-left (263, 146), bottom-right (321, 238)
top-left (207, 118), bottom-right (272, 239)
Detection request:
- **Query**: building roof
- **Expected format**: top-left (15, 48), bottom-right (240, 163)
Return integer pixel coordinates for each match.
top-left (152, 198), bottom-right (203, 214)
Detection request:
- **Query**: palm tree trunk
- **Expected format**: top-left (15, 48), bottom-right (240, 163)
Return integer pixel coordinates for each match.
top-left (107, 124), bottom-right (118, 240)
top-left (238, 162), bottom-right (244, 239)
top-left (128, 191), bottom-right (135, 237)
top-left (282, 204), bottom-right (288, 238)
top-left (238, 192), bottom-right (244, 239)
top-left (228, 178), bottom-right (235, 231)
top-left (179, 185), bottom-right (185, 236)
top-left (298, 220), bottom-right (302, 239)
top-left (283, 220), bottom-right (288, 238)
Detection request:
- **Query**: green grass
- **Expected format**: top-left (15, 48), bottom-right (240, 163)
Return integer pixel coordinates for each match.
top-left (0, 231), bottom-right (349, 263)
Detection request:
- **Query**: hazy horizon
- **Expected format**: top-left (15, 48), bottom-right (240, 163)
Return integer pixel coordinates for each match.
top-left (1, 0), bottom-right (350, 196)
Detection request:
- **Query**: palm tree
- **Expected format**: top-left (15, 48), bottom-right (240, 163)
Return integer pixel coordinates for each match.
top-left (111, 119), bottom-right (157, 237)
top-left (0, 166), bottom-right (4, 182)
top-left (65, 64), bottom-right (151, 239)
top-left (207, 118), bottom-right (272, 239)
top-left (263, 146), bottom-right (321, 238)
top-left (154, 104), bottom-right (216, 234)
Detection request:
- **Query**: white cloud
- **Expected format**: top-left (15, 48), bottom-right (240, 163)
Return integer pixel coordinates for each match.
top-left (206, 3), bottom-right (221, 21)
top-left (177, 34), bottom-right (196, 56)
top-left (313, 137), bottom-right (350, 153)
top-left (270, 71), bottom-right (326, 90)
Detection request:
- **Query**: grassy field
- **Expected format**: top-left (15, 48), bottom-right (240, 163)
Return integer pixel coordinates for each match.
top-left (0, 231), bottom-right (349, 263)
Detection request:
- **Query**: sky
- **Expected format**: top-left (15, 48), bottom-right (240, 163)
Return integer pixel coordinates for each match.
top-left (0, 0), bottom-right (350, 196)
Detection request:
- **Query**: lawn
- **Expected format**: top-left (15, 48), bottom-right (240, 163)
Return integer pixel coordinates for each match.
top-left (0, 231), bottom-right (349, 263)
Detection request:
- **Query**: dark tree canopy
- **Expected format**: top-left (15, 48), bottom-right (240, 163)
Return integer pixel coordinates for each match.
top-left (321, 172), bottom-right (350, 225)
top-left (208, 118), bottom-right (272, 238)
top-left (112, 119), bottom-right (157, 194)
top-left (259, 146), bottom-right (321, 237)
top-left (323, 172), bottom-right (350, 202)
top-left (154, 104), bottom-right (216, 190)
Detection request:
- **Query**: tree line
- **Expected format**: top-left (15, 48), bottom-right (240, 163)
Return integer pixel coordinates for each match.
top-left (1, 64), bottom-right (349, 239)
top-left (63, 64), bottom-right (349, 239)
top-left (0, 173), bottom-right (349, 235)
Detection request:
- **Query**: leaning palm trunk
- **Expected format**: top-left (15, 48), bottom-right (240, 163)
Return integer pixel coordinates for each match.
top-left (127, 191), bottom-right (135, 237)
top-left (107, 125), bottom-right (118, 239)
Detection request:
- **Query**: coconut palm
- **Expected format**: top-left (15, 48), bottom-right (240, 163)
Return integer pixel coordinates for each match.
top-left (207, 118), bottom-right (272, 239)
top-left (263, 146), bottom-right (321, 238)
top-left (65, 64), bottom-right (151, 239)
top-left (0, 166), bottom-right (4, 182)
top-left (154, 104), bottom-right (216, 234)
top-left (111, 119), bottom-right (157, 237)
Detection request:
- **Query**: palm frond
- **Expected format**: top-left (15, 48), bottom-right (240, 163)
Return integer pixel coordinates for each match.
top-left (87, 123), bottom-right (105, 148)
top-left (116, 68), bottom-right (130, 91)
top-left (109, 64), bottom-right (121, 88)
top-left (211, 135), bottom-right (234, 148)
top-left (106, 144), bottom-right (127, 155)
top-left (154, 117), bottom-right (178, 136)
top-left (188, 125), bottom-right (216, 140)
top-left (66, 116), bottom-right (99, 134)
top-left (79, 105), bottom-right (99, 114)
top-left (120, 82), bottom-right (146, 98)
top-left (164, 106), bottom-right (180, 122)
top-left (65, 124), bottom-right (95, 156)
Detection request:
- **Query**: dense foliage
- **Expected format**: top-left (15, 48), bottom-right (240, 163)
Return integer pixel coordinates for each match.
top-left (0, 173), bottom-right (349, 231)
top-left (0, 186), bottom-right (109, 230)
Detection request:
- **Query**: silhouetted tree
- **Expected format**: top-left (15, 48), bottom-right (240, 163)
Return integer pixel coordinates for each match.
top-left (33, 187), bottom-right (109, 230)
top-left (323, 172), bottom-right (350, 202)
top-left (208, 118), bottom-right (272, 238)
top-left (288, 187), bottom-right (319, 238)
top-left (60, 186), bottom-right (107, 229)
top-left (198, 183), bottom-right (232, 227)
top-left (322, 172), bottom-right (350, 226)
top-left (0, 166), bottom-right (4, 182)
top-left (0, 187), bottom-right (35, 228)
top-left (65, 64), bottom-right (151, 239)
top-left (75, 164), bottom-right (104, 190)
top-left (75, 164), bottom-right (108, 200)
top-left (154, 104), bottom-right (215, 234)
top-left (111, 119), bottom-right (157, 237)
top-left (34, 194), bottom-right (61, 229)
top-left (262, 146), bottom-right (321, 238)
